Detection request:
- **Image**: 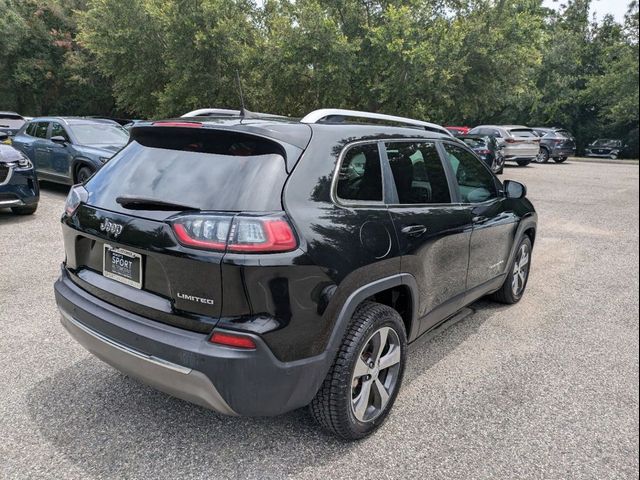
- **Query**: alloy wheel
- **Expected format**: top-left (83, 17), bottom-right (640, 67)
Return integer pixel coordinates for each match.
top-left (511, 243), bottom-right (530, 296)
top-left (350, 326), bottom-right (402, 423)
top-left (492, 154), bottom-right (505, 173)
top-left (535, 150), bottom-right (549, 163)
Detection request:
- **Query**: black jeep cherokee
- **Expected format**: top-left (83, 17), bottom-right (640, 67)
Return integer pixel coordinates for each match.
top-left (54, 109), bottom-right (537, 440)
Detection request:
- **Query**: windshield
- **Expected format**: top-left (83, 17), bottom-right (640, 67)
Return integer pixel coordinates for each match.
top-left (593, 139), bottom-right (620, 147)
top-left (69, 124), bottom-right (129, 146)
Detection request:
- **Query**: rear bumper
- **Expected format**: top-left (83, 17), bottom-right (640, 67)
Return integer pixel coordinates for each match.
top-left (549, 147), bottom-right (575, 157)
top-left (54, 267), bottom-right (330, 416)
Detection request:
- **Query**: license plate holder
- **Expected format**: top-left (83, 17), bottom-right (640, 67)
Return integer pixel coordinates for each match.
top-left (103, 244), bottom-right (143, 289)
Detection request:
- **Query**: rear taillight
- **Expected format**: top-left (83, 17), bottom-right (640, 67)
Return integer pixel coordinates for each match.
top-left (209, 331), bottom-right (256, 349)
top-left (505, 138), bottom-right (518, 143)
top-left (64, 185), bottom-right (88, 216)
top-left (171, 213), bottom-right (297, 253)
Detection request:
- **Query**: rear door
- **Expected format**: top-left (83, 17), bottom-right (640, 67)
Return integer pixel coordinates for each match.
top-left (441, 142), bottom-right (518, 291)
top-left (62, 126), bottom-right (294, 331)
top-left (384, 140), bottom-right (472, 335)
top-left (506, 128), bottom-right (540, 158)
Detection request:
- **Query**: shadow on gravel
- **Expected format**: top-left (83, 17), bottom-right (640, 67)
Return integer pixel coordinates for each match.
top-left (0, 210), bottom-right (38, 225)
top-left (26, 301), bottom-right (499, 478)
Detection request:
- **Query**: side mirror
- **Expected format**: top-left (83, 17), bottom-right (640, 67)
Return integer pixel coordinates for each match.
top-left (50, 135), bottom-right (68, 145)
top-left (504, 180), bottom-right (527, 199)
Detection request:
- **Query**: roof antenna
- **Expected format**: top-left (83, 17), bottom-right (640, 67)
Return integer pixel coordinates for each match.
top-left (236, 70), bottom-right (247, 118)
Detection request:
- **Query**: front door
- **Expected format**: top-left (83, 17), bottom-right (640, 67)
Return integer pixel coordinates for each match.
top-left (383, 140), bottom-right (473, 335)
top-left (441, 142), bottom-right (518, 291)
top-left (49, 122), bottom-right (73, 178)
top-left (33, 121), bottom-right (52, 173)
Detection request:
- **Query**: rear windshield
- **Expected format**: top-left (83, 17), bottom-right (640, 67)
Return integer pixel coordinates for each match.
top-left (0, 115), bottom-right (25, 129)
top-left (509, 128), bottom-right (537, 138)
top-left (461, 137), bottom-right (488, 148)
top-left (86, 128), bottom-right (288, 213)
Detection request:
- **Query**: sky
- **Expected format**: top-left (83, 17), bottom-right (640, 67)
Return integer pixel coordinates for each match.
top-left (543, 0), bottom-right (631, 22)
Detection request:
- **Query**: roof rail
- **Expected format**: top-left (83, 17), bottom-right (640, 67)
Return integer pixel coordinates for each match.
top-left (300, 109), bottom-right (452, 136)
top-left (181, 108), bottom-right (290, 120)
top-left (181, 108), bottom-right (242, 118)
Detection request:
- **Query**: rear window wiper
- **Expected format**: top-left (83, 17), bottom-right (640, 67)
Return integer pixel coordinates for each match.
top-left (115, 196), bottom-right (201, 211)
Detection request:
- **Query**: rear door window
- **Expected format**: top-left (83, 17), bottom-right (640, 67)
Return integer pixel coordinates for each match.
top-left (336, 143), bottom-right (383, 202)
top-left (385, 141), bottom-right (451, 204)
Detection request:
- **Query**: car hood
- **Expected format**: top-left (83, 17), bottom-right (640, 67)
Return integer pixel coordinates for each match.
top-left (76, 144), bottom-right (125, 157)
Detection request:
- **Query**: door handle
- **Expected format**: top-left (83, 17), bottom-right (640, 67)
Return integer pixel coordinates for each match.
top-left (473, 216), bottom-right (489, 224)
top-left (401, 225), bottom-right (427, 236)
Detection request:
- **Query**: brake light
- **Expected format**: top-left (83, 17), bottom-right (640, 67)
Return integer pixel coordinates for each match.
top-left (505, 138), bottom-right (518, 143)
top-left (152, 121), bottom-right (202, 128)
top-left (171, 213), bottom-right (297, 253)
top-left (209, 331), bottom-right (256, 349)
top-left (64, 185), bottom-right (88, 216)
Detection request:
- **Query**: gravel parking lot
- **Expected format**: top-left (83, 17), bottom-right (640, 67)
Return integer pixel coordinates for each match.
top-left (1, 161), bottom-right (638, 480)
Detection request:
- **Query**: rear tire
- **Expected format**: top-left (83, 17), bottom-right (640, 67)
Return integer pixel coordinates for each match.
top-left (490, 236), bottom-right (532, 304)
top-left (516, 159), bottom-right (531, 167)
top-left (76, 165), bottom-right (94, 183)
top-left (492, 153), bottom-right (505, 174)
top-left (11, 204), bottom-right (38, 215)
top-left (310, 302), bottom-right (407, 440)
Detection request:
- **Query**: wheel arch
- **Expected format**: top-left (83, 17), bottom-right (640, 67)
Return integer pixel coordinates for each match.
top-left (71, 157), bottom-right (97, 182)
top-left (326, 274), bottom-right (420, 358)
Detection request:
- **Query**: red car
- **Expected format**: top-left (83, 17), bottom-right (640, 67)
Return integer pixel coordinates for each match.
top-left (445, 126), bottom-right (471, 137)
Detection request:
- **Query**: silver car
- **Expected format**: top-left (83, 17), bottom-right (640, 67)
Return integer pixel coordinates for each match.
top-left (468, 125), bottom-right (541, 166)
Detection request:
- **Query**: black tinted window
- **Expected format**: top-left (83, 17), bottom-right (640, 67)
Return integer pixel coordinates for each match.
top-left (34, 122), bottom-right (49, 138)
top-left (385, 142), bottom-right (450, 204)
top-left (336, 143), bottom-right (383, 202)
top-left (26, 123), bottom-right (37, 136)
top-left (443, 144), bottom-right (498, 203)
top-left (50, 122), bottom-right (70, 141)
top-left (86, 131), bottom-right (289, 213)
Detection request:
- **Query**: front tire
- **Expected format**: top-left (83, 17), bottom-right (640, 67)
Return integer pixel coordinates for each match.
top-left (490, 236), bottom-right (532, 304)
top-left (492, 153), bottom-right (505, 174)
top-left (11, 204), bottom-right (38, 215)
top-left (76, 165), bottom-right (94, 183)
top-left (310, 302), bottom-right (407, 440)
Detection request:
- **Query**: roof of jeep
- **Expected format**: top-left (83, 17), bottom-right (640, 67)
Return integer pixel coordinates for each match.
top-left (134, 115), bottom-right (452, 150)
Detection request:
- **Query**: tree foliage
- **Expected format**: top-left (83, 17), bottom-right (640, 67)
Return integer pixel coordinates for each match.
top-left (0, 0), bottom-right (638, 153)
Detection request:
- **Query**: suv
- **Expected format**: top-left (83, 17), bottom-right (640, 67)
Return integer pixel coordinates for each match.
top-left (468, 125), bottom-right (540, 166)
top-left (0, 135), bottom-right (39, 215)
top-left (12, 117), bottom-right (129, 184)
top-left (0, 111), bottom-right (26, 142)
top-left (54, 109), bottom-right (537, 440)
top-left (584, 139), bottom-right (626, 159)
top-left (532, 127), bottom-right (576, 163)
